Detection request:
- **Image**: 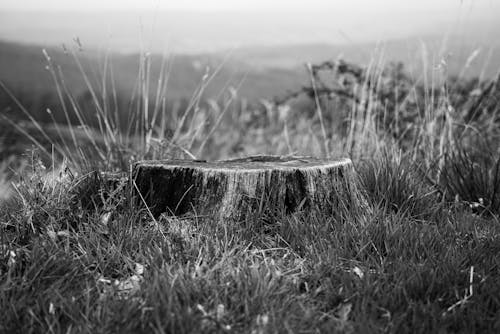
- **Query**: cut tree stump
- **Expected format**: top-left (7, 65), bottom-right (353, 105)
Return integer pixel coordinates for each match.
top-left (133, 155), bottom-right (367, 220)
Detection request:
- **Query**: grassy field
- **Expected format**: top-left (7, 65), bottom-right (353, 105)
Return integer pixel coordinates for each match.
top-left (1, 45), bottom-right (500, 333)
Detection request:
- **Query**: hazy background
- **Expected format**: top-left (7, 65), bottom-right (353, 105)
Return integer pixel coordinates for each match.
top-left (0, 0), bottom-right (499, 124)
top-left (1, 0), bottom-right (499, 54)
top-left (1, 0), bottom-right (500, 190)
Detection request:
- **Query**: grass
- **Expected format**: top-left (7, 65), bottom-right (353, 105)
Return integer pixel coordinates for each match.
top-left (1, 43), bottom-right (500, 333)
top-left (439, 143), bottom-right (500, 216)
top-left (1, 164), bottom-right (499, 333)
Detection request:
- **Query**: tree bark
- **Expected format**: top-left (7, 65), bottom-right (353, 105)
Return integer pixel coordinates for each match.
top-left (133, 155), bottom-right (367, 220)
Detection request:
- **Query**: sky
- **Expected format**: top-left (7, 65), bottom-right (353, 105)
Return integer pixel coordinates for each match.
top-left (0, 0), bottom-right (495, 12)
top-left (0, 0), bottom-right (497, 54)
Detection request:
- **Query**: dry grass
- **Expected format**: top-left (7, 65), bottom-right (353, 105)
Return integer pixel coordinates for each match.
top-left (1, 43), bottom-right (500, 333)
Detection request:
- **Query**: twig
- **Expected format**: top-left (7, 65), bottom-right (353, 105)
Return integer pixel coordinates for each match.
top-left (442, 266), bottom-right (474, 317)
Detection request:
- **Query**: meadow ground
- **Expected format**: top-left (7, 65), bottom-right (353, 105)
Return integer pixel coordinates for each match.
top-left (0, 51), bottom-right (499, 333)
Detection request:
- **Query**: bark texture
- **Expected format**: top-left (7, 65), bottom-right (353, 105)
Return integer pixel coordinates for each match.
top-left (133, 155), bottom-right (367, 220)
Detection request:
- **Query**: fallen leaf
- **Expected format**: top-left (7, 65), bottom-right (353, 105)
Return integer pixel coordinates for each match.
top-left (134, 262), bottom-right (145, 276)
top-left (49, 302), bottom-right (55, 315)
top-left (115, 275), bottom-right (142, 298)
top-left (336, 302), bottom-right (352, 323)
top-left (352, 266), bottom-right (364, 279)
top-left (100, 212), bottom-right (112, 226)
top-left (7, 250), bottom-right (16, 267)
top-left (216, 304), bottom-right (225, 320)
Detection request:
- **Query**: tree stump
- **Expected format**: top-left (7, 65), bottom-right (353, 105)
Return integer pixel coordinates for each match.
top-left (133, 155), bottom-right (367, 220)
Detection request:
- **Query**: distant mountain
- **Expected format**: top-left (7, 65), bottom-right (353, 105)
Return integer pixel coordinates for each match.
top-left (1, 33), bottom-right (499, 127)
top-left (225, 36), bottom-right (500, 79)
top-left (0, 40), bottom-right (305, 100)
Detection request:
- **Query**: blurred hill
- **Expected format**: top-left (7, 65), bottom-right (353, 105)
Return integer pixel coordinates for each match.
top-left (1, 31), bottom-right (499, 127)
top-left (0, 40), bottom-right (307, 127)
top-left (230, 35), bottom-right (500, 78)
top-left (0, 40), bottom-right (306, 102)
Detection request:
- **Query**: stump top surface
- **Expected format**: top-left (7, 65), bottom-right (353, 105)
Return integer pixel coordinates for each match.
top-left (136, 155), bottom-right (351, 171)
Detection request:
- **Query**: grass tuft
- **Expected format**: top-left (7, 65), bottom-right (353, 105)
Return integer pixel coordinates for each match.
top-left (439, 140), bottom-right (500, 216)
top-left (357, 148), bottom-right (442, 220)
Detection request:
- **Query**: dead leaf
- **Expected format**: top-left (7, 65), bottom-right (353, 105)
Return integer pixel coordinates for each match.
top-left (100, 212), bottom-right (112, 226)
top-left (352, 266), bottom-right (364, 279)
top-left (134, 262), bottom-right (145, 276)
top-left (7, 250), bottom-right (16, 268)
top-left (336, 302), bottom-right (352, 323)
top-left (115, 275), bottom-right (142, 298)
